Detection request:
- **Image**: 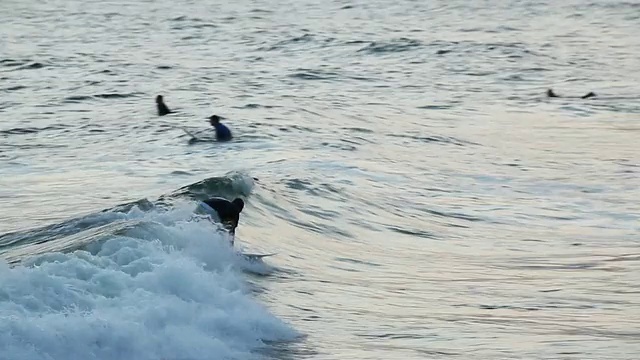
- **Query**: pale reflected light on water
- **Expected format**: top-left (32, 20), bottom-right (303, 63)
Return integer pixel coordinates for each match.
top-left (1, 0), bottom-right (639, 359)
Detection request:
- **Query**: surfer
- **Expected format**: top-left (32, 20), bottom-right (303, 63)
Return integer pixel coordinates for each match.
top-left (156, 95), bottom-right (172, 116)
top-left (547, 88), bottom-right (596, 99)
top-left (197, 197), bottom-right (245, 245)
top-left (208, 115), bottom-right (233, 141)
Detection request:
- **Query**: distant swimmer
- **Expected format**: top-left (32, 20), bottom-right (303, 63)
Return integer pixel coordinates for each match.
top-left (156, 95), bottom-right (172, 116)
top-left (547, 88), bottom-right (597, 99)
top-left (208, 115), bottom-right (233, 141)
top-left (197, 197), bottom-right (245, 245)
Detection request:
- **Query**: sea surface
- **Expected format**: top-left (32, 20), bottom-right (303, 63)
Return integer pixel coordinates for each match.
top-left (1, 0), bottom-right (639, 359)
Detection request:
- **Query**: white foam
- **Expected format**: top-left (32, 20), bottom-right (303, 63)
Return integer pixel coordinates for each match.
top-left (0, 203), bottom-right (298, 360)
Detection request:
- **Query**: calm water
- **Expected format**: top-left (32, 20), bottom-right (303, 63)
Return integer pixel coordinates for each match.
top-left (1, 0), bottom-right (639, 359)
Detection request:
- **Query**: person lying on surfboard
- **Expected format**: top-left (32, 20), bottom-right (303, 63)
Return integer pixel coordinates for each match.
top-left (196, 197), bottom-right (245, 245)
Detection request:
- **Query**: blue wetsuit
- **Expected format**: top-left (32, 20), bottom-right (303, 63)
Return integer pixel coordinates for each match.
top-left (213, 123), bottom-right (232, 141)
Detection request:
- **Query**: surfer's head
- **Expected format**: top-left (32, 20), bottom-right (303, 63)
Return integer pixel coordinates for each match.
top-left (232, 198), bottom-right (244, 213)
top-left (209, 115), bottom-right (221, 125)
top-left (156, 95), bottom-right (164, 103)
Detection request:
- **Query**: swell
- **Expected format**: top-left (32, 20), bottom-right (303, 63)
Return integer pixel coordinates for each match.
top-left (255, 34), bottom-right (541, 62)
top-left (62, 93), bottom-right (142, 103)
top-left (0, 125), bottom-right (70, 137)
top-left (0, 59), bottom-right (47, 70)
top-left (0, 173), bottom-right (255, 261)
top-left (387, 133), bottom-right (480, 146)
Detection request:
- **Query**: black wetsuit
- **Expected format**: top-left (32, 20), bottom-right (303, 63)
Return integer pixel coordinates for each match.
top-left (202, 197), bottom-right (244, 235)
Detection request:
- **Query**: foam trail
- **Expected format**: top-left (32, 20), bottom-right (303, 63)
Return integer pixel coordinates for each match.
top-left (0, 204), bottom-right (298, 360)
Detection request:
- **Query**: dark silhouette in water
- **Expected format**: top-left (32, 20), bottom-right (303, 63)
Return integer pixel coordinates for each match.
top-left (547, 88), bottom-right (597, 99)
top-left (156, 95), bottom-right (172, 116)
top-left (197, 197), bottom-right (245, 245)
top-left (208, 115), bottom-right (233, 141)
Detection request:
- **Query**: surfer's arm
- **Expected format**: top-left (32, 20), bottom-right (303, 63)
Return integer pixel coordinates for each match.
top-left (225, 213), bottom-right (240, 235)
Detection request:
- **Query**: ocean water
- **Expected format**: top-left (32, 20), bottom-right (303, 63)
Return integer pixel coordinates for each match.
top-left (1, 0), bottom-right (639, 359)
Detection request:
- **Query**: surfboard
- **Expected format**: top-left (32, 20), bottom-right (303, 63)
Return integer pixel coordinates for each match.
top-left (182, 127), bottom-right (198, 140)
top-left (241, 253), bottom-right (277, 261)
